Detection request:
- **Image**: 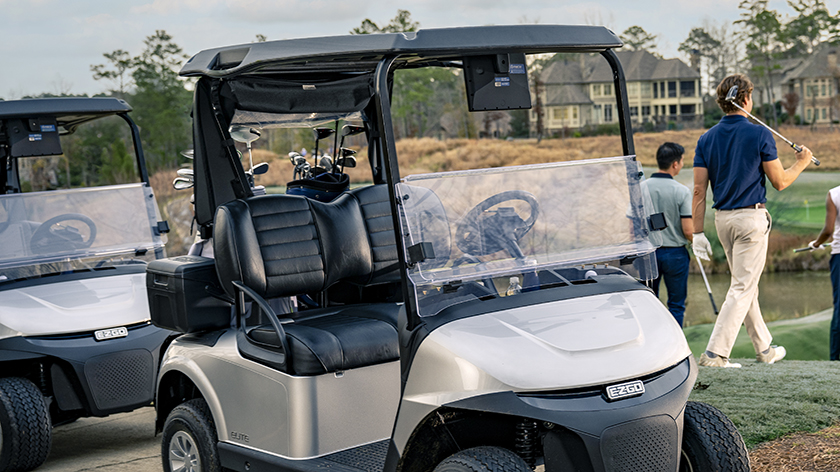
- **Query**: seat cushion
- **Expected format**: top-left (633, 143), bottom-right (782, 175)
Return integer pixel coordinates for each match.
top-left (247, 303), bottom-right (401, 375)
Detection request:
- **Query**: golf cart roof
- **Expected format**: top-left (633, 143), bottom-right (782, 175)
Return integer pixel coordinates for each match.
top-left (0, 97), bottom-right (133, 133)
top-left (180, 25), bottom-right (622, 78)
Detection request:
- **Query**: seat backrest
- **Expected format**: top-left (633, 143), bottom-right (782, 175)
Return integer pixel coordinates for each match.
top-left (213, 194), bottom-right (373, 300)
top-left (346, 185), bottom-right (400, 286)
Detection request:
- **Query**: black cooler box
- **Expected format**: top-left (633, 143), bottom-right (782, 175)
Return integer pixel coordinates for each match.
top-left (146, 256), bottom-right (232, 333)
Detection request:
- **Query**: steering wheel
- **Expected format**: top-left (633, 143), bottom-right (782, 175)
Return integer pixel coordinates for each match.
top-left (455, 190), bottom-right (539, 257)
top-left (29, 213), bottom-right (97, 254)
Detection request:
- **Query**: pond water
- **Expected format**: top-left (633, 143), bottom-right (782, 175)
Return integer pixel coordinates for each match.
top-left (664, 271), bottom-right (833, 327)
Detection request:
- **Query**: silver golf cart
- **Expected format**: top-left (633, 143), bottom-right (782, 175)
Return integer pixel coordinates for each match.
top-left (0, 97), bottom-right (173, 471)
top-left (149, 25), bottom-right (750, 472)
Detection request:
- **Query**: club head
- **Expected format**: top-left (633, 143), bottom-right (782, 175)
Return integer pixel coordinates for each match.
top-left (251, 162), bottom-right (269, 175)
top-left (173, 177), bottom-right (194, 190)
top-left (319, 156), bottom-right (333, 172)
top-left (340, 148), bottom-right (357, 158)
top-left (336, 156), bottom-right (357, 168)
top-left (313, 127), bottom-right (335, 141)
top-left (293, 156), bottom-right (308, 166)
top-left (725, 85), bottom-right (738, 103)
top-left (180, 149), bottom-right (194, 160)
top-left (341, 124), bottom-right (366, 137)
top-left (176, 167), bottom-right (194, 179)
top-left (229, 125), bottom-right (261, 144)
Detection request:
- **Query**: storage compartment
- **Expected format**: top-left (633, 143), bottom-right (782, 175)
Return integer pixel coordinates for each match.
top-left (146, 256), bottom-right (231, 333)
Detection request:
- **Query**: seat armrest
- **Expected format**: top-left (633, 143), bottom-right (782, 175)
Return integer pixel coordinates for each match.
top-left (232, 280), bottom-right (291, 369)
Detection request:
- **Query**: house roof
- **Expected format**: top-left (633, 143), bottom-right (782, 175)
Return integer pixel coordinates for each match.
top-left (540, 50), bottom-right (700, 85)
top-left (781, 44), bottom-right (840, 83)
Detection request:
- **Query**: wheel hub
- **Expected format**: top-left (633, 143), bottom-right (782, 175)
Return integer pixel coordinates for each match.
top-left (169, 430), bottom-right (201, 472)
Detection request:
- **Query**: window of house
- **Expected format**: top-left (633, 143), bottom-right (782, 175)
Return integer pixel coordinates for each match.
top-left (822, 83), bottom-right (827, 96)
top-left (642, 105), bottom-right (651, 116)
top-left (653, 82), bottom-right (659, 99)
top-left (680, 104), bottom-right (695, 115)
top-left (669, 104), bottom-right (677, 115)
top-left (680, 81), bottom-right (695, 97)
top-left (641, 83), bottom-right (652, 99)
top-left (604, 104), bottom-right (613, 122)
top-left (660, 82), bottom-right (665, 98)
top-left (552, 107), bottom-right (568, 120)
top-left (630, 106), bottom-right (639, 117)
top-left (822, 108), bottom-right (827, 120)
top-left (572, 107), bottom-right (578, 120)
top-left (592, 84), bottom-right (601, 97)
top-left (628, 82), bottom-right (639, 97)
top-left (603, 83), bottom-right (612, 96)
top-left (668, 81), bottom-right (677, 98)
top-left (807, 108), bottom-right (812, 121)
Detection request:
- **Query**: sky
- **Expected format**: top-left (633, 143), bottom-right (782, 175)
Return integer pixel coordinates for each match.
top-left (2, 0), bottom-right (839, 99)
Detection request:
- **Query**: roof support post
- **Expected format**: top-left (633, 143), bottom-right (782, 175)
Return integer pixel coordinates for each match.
top-left (117, 113), bottom-right (150, 184)
top-left (373, 57), bottom-right (420, 333)
top-left (601, 49), bottom-right (635, 157)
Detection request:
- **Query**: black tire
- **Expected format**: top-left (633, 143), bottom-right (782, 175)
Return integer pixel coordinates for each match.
top-left (162, 398), bottom-right (221, 472)
top-left (0, 377), bottom-right (52, 472)
top-left (434, 446), bottom-right (532, 472)
top-left (680, 401), bottom-right (750, 472)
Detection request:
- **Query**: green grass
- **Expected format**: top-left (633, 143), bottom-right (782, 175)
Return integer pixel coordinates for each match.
top-left (689, 360), bottom-right (840, 448)
top-left (683, 310), bottom-right (832, 360)
top-left (684, 310), bottom-right (840, 448)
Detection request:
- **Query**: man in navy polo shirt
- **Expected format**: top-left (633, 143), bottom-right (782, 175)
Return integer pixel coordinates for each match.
top-left (693, 74), bottom-right (813, 368)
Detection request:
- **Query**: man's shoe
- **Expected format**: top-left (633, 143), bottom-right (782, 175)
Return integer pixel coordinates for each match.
top-left (757, 345), bottom-right (786, 364)
top-left (698, 352), bottom-right (742, 368)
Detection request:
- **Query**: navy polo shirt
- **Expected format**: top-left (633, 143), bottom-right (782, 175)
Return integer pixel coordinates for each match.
top-left (694, 115), bottom-right (778, 210)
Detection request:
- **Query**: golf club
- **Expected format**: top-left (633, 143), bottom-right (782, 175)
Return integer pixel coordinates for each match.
top-left (695, 255), bottom-right (718, 315)
top-left (793, 242), bottom-right (830, 253)
top-left (312, 127), bottom-right (336, 167)
top-left (725, 85), bottom-right (820, 166)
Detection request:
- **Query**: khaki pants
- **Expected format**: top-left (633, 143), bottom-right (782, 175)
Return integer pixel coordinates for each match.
top-left (705, 209), bottom-right (773, 357)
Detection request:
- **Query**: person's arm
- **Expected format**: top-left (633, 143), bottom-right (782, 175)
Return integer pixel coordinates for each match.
top-left (692, 166), bottom-right (709, 234)
top-left (813, 192), bottom-right (836, 247)
top-left (762, 146), bottom-right (813, 191)
top-left (681, 218), bottom-right (694, 243)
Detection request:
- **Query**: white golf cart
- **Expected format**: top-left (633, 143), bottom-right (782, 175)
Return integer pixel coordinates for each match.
top-left (150, 25), bottom-right (750, 472)
top-left (0, 98), bottom-right (173, 471)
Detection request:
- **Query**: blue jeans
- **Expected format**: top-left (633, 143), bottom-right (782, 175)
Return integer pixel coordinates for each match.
top-left (651, 246), bottom-right (689, 327)
top-left (831, 254), bottom-right (840, 360)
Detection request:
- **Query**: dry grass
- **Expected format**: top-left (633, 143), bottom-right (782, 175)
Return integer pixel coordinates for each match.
top-left (750, 425), bottom-right (840, 472)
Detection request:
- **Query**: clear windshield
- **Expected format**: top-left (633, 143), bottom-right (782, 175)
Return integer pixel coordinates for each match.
top-left (0, 183), bottom-right (165, 279)
top-left (397, 156), bottom-right (660, 317)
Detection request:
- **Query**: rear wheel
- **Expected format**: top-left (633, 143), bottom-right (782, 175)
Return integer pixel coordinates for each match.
top-left (0, 377), bottom-right (52, 472)
top-left (162, 398), bottom-right (221, 472)
top-left (680, 401), bottom-right (750, 472)
top-left (434, 446), bottom-right (532, 472)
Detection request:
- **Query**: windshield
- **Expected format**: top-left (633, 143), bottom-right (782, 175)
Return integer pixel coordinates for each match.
top-left (0, 183), bottom-right (165, 280)
top-left (398, 156), bottom-right (660, 317)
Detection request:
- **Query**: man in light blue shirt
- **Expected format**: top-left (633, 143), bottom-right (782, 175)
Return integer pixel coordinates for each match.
top-left (644, 142), bottom-right (693, 326)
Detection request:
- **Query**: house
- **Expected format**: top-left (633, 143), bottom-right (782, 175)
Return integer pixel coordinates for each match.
top-left (778, 45), bottom-right (840, 124)
top-left (532, 51), bottom-right (703, 133)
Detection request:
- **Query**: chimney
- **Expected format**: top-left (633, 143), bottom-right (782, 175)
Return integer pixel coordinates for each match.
top-left (829, 50), bottom-right (838, 71)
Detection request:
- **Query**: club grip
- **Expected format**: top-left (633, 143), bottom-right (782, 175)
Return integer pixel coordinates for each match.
top-left (812, 156), bottom-right (821, 166)
top-left (792, 143), bottom-right (803, 152)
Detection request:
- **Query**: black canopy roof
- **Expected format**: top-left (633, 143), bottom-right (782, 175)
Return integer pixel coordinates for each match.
top-left (0, 97), bottom-right (133, 132)
top-left (180, 25), bottom-right (622, 79)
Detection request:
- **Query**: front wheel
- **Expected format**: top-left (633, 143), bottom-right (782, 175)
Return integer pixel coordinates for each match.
top-left (162, 398), bottom-right (221, 472)
top-left (434, 446), bottom-right (531, 472)
top-left (0, 377), bottom-right (52, 472)
top-left (680, 401), bottom-right (750, 472)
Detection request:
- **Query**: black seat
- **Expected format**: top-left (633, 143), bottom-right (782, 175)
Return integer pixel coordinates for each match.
top-left (213, 193), bottom-right (401, 376)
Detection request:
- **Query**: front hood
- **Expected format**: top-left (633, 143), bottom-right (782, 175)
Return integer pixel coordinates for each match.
top-left (409, 290), bottom-right (690, 395)
top-left (0, 273), bottom-right (150, 337)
